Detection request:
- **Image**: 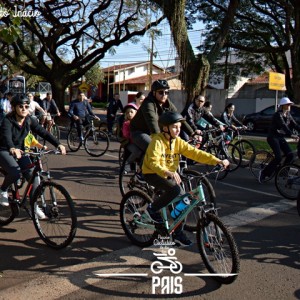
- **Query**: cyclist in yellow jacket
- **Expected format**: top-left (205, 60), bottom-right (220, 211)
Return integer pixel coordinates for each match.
top-left (142, 111), bottom-right (229, 246)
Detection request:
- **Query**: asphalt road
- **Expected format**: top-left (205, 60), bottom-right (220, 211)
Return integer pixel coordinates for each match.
top-left (0, 128), bottom-right (299, 299)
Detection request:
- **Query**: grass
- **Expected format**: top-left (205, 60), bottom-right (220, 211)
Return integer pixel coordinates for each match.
top-left (241, 138), bottom-right (298, 151)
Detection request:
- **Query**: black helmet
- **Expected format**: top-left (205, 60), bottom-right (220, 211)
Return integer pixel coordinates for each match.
top-left (11, 94), bottom-right (29, 107)
top-left (151, 79), bottom-right (170, 91)
top-left (159, 111), bottom-right (184, 127)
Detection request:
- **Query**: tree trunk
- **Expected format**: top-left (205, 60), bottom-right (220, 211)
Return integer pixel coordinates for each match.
top-left (152, 0), bottom-right (239, 104)
top-left (49, 80), bottom-right (67, 113)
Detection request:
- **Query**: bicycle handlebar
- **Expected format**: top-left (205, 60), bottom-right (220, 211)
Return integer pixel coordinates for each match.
top-left (25, 148), bottom-right (61, 157)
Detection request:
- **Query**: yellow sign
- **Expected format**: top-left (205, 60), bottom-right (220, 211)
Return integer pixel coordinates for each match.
top-left (79, 82), bottom-right (90, 92)
top-left (269, 72), bottom-right (286, 91)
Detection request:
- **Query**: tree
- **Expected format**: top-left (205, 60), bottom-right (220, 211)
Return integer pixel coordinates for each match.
top-left (192, 0), bottom-right (300, 103)
top-left (151, 0), bottom-right (239, 102)
top-left (0, 0), bottom-right (164, 111)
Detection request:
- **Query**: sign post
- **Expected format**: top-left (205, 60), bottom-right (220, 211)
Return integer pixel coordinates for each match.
top-left (269, 72), bottom-right (286, 111)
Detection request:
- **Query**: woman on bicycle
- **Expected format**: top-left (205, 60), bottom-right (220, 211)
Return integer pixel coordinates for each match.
top-left (258, 97), bottom-right (300, 183)
top-left (0, 95), bottom-right (66, 213)
top-left (142, 111), bottom-right (229, 246)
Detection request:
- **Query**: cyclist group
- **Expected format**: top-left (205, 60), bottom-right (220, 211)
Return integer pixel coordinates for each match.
top-left (1, 80), bottom-right (299, 242)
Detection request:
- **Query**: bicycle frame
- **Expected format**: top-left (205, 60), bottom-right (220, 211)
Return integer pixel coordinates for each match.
top-left (134, 180), bottom-right (212, 234)
top-left (9, 152), bottom-right (53, 217)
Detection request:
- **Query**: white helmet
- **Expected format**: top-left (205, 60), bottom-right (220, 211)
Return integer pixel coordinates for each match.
top-left (279, 97), bottom-right (294, 106)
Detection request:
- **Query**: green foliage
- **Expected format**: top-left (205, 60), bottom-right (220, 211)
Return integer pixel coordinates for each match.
top-left (84, 64), bottom-right (105, 87)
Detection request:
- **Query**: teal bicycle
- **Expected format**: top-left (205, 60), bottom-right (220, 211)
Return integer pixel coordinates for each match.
top-left (120, 171), bottom-right (240, 284)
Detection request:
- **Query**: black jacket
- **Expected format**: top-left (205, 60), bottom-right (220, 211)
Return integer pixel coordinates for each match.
top-left (130, 92), bottom-right (194, 136)
top-left (0, 114), bottom-right (60, 151)
top-left (268, 110), bottom-right (300, 138)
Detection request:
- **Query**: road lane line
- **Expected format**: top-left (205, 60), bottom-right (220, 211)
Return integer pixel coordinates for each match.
top-left (219, 182), bottom-right (282, 197)
top-left (222, 198), bottom-right (296, 228)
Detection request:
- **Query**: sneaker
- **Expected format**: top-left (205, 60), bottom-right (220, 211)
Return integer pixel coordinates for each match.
top-left (0, 189), bottom-right (9, 207)
top-left (35, 205), bottom-right (47, 220)
top-left (146, 204), bottom-right (163, 223)
top-left (258, 170), bottom-right (265, 184)
top-left (173, 231), bottom-right (192, 246)
top-left (135, 172), bottom-right (146, 184)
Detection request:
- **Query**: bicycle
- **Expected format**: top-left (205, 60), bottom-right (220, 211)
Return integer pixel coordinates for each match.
top-left (230, 126), bottom-right (256, 167)
top-left (67, 116), bottom-right (110, 157)
top-left (36, 113), bottom-right (60, 144)
top-left (119, 151), bottom-right (219, 233)
top-left (0, 149), bottom-right (77, 249)
top-left (249, 149), bottom-right (300, 199)
top-left (120, 170), bottom-right (240, 284)
top-left (199, 128), bottom-right (242, 180)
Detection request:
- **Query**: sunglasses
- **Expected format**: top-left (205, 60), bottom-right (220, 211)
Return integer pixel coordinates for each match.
top-left (18, 104), bottom-right (30, 109)
top-left (157, 90), bottom-right (169, 96)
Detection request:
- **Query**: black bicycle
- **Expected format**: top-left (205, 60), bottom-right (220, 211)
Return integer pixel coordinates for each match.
top-left (67, 116), bottom-right (109, 157)
top-left (0, 149), bottom-right (77, 249)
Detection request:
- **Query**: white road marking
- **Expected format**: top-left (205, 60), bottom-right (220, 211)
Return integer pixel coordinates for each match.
top-left (222, 198), bottom-right (296, 228)
top-left (220, 182), bottom-right (282, 197)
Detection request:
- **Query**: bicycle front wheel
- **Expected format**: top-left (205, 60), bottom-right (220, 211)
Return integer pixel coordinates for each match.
top-left (249, 150), bottom-right (274, 180)
top-left (67, 127), bottom-right (81, 152)
top-left (120, 190), bottom-right (156, 247)
top-left (31, 181), bottom-right (77, 249)
top-left (275, 164), bottom-right (300, 200)
top-left (50, 124), bottom-right (60, 141)
top-left (197, 213), bottom-right (240, 284)
top-left (0, 169), bottom-right (15, 226)
top-left (181, 169), bottom-right (216, 232)
top-left (234, 140), bottom-right (256, 168)
top-left (84, 129), bottom-right (109, 157)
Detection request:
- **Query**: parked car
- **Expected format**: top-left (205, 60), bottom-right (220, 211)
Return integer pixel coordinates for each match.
top-left (242, 105), bottom-right (300, 133)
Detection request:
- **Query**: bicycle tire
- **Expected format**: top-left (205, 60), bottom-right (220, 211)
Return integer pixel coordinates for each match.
top-left (197, 212), bottom-right (240, 284)
top-left (225, 143), bottom-right (242, 172)
top-left (50, 124), bottom-right (60, 141)
top-left (0, 169), bottom-right (15, 226)
top-left (205, 145), bottom-right (228, 181)
top-left (120, 190), bottom-right (156, 247)
top-left (67, 127), bottom-right (81, 152)
top-left (234, 140), bottom-right (256, 168)
top-left (249, 150), bottom-right (274, 181)
top-left (31, 181), bottom-right (77, 249)
top-left (84, 129), bottom-right (109, 157)
top-left (275, 163), bottom-right (300, 200)
top-left (181, 169), bottom-right (216, 232)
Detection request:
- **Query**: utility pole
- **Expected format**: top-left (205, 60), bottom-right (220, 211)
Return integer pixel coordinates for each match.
top-left (148, 31), bottom-right (154, 90)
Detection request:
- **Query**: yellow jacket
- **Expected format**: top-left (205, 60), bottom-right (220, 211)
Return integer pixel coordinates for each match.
top-left (142, 133), bottom-right (220, 178)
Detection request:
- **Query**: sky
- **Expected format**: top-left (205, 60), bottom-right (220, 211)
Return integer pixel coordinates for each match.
top-left (101, 20), bottom-right (205, 70)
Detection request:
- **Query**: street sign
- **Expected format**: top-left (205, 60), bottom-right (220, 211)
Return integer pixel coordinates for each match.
top-left (79, 82), bottom-right (90, 92)
top-left (269, 72), bottom-right (286, 91)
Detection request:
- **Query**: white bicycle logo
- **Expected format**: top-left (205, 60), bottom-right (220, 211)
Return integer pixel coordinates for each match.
top-left (151, 248), bottom-right (183, 275)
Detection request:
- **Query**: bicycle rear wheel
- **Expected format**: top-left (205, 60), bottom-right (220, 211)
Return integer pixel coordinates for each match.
top-left (181, 170), bottom-right (216, 232)
top-left (0, 169), bottom-right (15, 226)
top-left (249, 150), bottom-right (274, 180)
top-left (84, 129), bottom-right (109, 157)
top-left (197, 213), bottom-right (240, 284)
top-left (31, 181), bottom-right (77, 249)
top-left (275, 164), bottom-right (300, 200)
top-left (67, 127), bottom-right (81, 152)
top-left (120, 190), bottom-right (156, 247)
top-left (234, 140), bottom-right (256, 168)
